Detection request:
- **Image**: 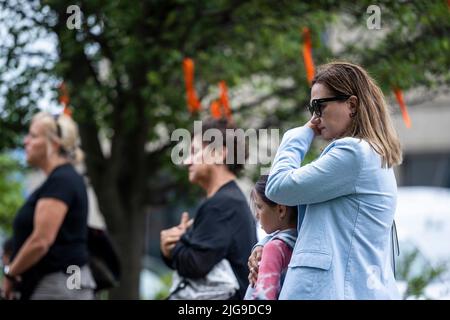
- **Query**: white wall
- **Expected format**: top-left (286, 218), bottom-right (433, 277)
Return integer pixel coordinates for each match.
top-left (391, 95), bottom-right (450, 153)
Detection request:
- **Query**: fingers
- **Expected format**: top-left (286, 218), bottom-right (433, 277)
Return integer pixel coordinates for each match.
top-left (162, 234), bottom-right (181, 244)
top-left (180, 212), bottom-right (189, 226)
top-left (160, 228), bottom-right (183, 251)
top-left (160, 238), bottom-right (175, 255)
top-left (248, 263), bottom-right (258, 277)
top-left (178, 212), bottom-right (194, 231)
top-left (248, 250), bottom-right (258, 268)
top-left (160, 228), bottom-right (183, 258)
top-left (168, 226), bottom-right (185, 235)
top-left (166, 243), bottom-right (176, 252)
top-left (248, 272), bottom-right (256, 288)
top-left (248, 255), bottom-right (259, 273)
top-left (2, 280), bottom-right (13, 300)
top-left (247, 246), bottom-right (263, 287)
top-left (185, 218), bottom-right (194, 229)
top-left (254, 246), bottom-right (263, 261)
top-left (249, 246), bottom-right (262, 267)
top-left (248, 270), bottom-right (258, 288)
top-left (249, 264), bottom-right (258, 276)
top-left (161, 228), bottom-right (183, 243)
top-left (248, 265), bottom-right (258, 288)
top-left (161, 212), bottom-right (193, 258)
top-left (306, 116), bottom-right (321, 136)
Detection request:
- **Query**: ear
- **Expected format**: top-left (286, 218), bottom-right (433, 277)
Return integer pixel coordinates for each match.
top-left (348, 95), bottom-right (358, 117)
top-left (221, 145), bottom-right (228, 164)
top-left (46, 138), bottom-right (59, 155)
top-left (278, 205), bottom-right (287, 220)
top-left (208, 144), bottom-right (226, 165)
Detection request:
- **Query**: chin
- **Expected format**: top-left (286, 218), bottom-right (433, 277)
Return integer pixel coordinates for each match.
top-left (320, 130), bottom-right (338, 141)
top-left (188, 173), bottom-right (196, 183)
top-left (188, 171), bottom-right (203, 185)
top-left (320, 133), bottom-right (332, 141)
top-left (25, 156), bottom-right (35, 166)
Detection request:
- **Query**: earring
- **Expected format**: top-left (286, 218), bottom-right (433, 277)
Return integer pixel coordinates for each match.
top-left (350, 112), bottom-right (357, 118)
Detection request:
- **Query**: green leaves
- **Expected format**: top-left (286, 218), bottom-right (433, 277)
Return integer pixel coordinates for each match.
top-left (1, 1), bottom-right (449, 207)
top-left (0, 154), bottom-right (24, 235)
top-left (2, 0), bottom-right (449, 299)
top-left (397, 246), bottom-right (448, 300)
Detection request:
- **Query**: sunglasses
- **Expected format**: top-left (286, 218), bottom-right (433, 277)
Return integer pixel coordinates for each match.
top-left (308, 95), bottom-right (351, 117)
top-left (53, 114), bottom-right (62, 138)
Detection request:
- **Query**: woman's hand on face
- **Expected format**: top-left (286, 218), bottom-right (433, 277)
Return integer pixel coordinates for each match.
top-left (248, 246), bottom-right (263, 287)
top-left (305, 115), bottom-right (321, 136)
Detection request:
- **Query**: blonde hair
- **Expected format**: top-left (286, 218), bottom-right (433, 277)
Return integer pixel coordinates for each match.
top-left (312, 61), bottom-right (402, 168)
top-left (32, 112), bottom-right (84, 164)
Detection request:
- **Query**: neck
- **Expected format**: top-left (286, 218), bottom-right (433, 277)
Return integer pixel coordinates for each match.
top-left (203, 166), bottom-right (236, 198)
top-left (277, 221), bottom-right (297, 232)
top-left (41, 156), bottom-right (69, 175)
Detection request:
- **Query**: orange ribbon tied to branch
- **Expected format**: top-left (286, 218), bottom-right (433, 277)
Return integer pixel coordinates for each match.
top-left (219, 81), bottom-right (232, 120)
top-left (183, 58), bottom-right (202, 113)
top-left (58, 82), bottom-right (72, 117)
top-left (302, 27), bottom-right (315, 86)
top-left (210, 81), bottom-right (233, 120)
top-left (393, 88), bottom-right (412, 128)
top-left (210, 100), bottom-right (222, 119)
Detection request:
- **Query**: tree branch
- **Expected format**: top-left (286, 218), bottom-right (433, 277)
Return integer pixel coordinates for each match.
top-left (233, 86), bottom-right (298, 115)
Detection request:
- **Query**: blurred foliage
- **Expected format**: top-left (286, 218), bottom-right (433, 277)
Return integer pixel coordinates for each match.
top-left (397, 247), bottom-right (448, 299)
top-left (0, 0), bottom-right (449, 298)
top-left (153, 272), bottom-right (173, 300)
top-left (0, 154), bottom-right (24, 235)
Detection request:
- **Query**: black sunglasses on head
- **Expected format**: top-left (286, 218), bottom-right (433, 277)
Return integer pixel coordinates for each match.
top-left (308, 95), bottom-right (351, 117)
top-left (53, 114), bottom-right (62, 138)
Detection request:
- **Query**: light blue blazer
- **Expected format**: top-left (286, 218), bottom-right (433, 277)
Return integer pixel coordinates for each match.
top-left (266, 126), bottom-right (400, 299)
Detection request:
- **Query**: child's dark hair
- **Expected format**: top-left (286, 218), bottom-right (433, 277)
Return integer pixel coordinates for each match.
top-left (251, 175), bottom-right (298, 224)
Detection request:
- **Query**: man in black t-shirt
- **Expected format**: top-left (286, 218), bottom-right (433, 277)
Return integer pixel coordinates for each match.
top-left (160, 118), bottom-right (256, 299)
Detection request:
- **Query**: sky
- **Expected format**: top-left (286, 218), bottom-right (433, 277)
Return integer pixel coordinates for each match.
top-left (0, 4), bottom-right (61, 115)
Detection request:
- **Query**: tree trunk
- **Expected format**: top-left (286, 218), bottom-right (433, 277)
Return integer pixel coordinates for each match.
top-left (108, 208), bottom-right (146, 300)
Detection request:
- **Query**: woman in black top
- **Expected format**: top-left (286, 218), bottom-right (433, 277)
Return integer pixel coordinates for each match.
top-left (160, 118), bottom-right (257, 299)
top-left (2, 112), bottom-right (95, 300)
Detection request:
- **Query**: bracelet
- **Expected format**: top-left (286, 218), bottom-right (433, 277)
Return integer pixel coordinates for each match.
top-left (2, 265), bottom-right (16, 281)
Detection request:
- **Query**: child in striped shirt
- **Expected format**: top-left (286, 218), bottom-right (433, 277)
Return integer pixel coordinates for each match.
top-left (244, 175), bottom-right (298, 300)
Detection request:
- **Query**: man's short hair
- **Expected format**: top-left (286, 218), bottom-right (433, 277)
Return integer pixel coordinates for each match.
top-left (198, 117), bottom-right (248, 175)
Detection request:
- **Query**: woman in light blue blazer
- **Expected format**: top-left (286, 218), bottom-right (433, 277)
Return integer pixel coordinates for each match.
top-left (250, 62), bottom-right (403, 299)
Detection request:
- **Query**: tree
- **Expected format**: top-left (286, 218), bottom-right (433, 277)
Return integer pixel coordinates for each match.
top-left (1, 0), bottom-right (449, 298)
top-left (397, 247), bottom-right (448, 299)
top-left (0, 154), bottom-right (23, 235)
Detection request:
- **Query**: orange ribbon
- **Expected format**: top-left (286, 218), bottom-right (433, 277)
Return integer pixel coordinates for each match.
top-left (210, 81), bottom-right (233, 120)
top-left (219, 81), bottom-right (232, 120)
top-left (302, 27), bottom-right (315, 86)
top-left (183, 58), bottom-right (202, 113)
top-left (210, 100), bottom-right (222, 119)
top-left (59, 82), bottom-right (72, 117)
top-left (393, 88), bottom-right (411, 128)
